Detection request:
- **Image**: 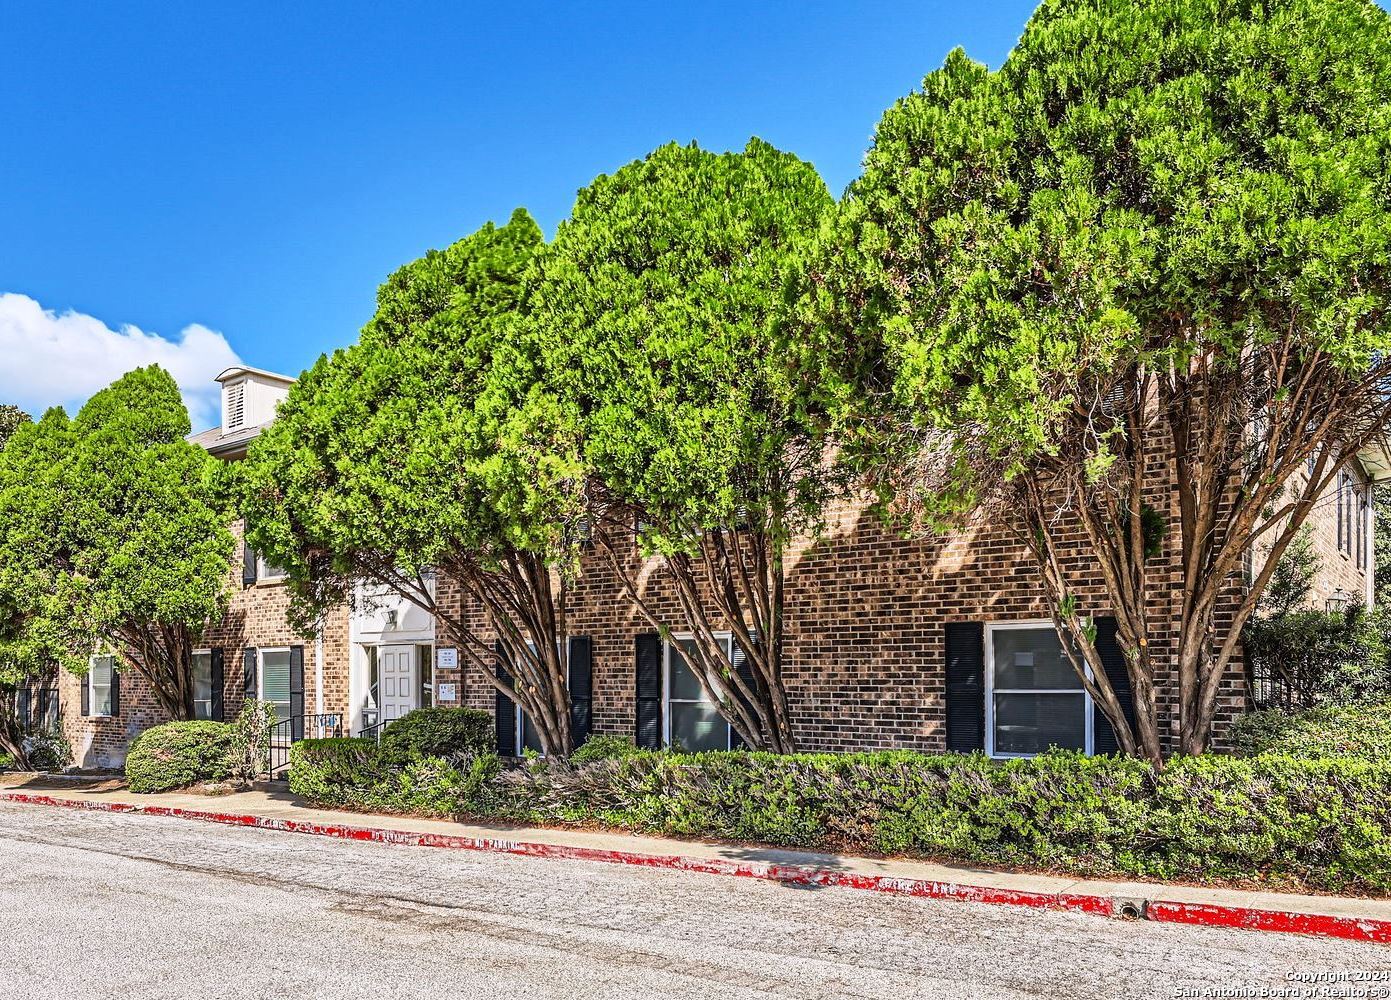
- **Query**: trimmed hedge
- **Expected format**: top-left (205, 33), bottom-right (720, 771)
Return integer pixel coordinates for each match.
top-left (288, 737), bottom-right (497, 815)
top-left (569, 734), bottom-right (642, 763)
top-left (290, 744), bottom-right (1391, 894)
top-left (380, 707), bottom-right (492, 761)
top-left (126, 721), bottom-right (238, 793)
top-left (1230, 702), bottom-right (1391, 760)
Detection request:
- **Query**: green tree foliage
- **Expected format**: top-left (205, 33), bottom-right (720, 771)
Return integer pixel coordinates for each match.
top-left (809, 0), bottom-right (1391, 759)
top-left (0, 403), bottom-right (38, 763)
top-left (526, 140), bottom-right (834, 752)
top-left (0, 368), bottom-right (234, 725)
top-left (1375, 485), bottom-right (1391, 607)
top-left (0, 405), bottom-right (30, 451)
top-left (238, 210), bottom-right (591, 753)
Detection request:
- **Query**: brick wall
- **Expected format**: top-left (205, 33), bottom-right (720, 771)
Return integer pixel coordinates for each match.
top-left (1250, 461), bottom-right (1373, 610)
top-left (56, 471), bottom-right (1369, 768)
top-left (431, 479), bottom-right (1265, 755)
top-left (59, 520), bottom-right (350, 768)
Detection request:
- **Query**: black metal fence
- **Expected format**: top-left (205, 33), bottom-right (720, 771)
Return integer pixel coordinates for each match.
top-left (265, 713), bottom-right (343, 780)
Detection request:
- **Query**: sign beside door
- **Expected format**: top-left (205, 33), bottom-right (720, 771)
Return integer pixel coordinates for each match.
top-left (437, 647), bottom-right (458, 669)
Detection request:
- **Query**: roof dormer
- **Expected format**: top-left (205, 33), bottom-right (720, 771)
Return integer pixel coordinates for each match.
top-left (216, 365), bottom-right (295, 433)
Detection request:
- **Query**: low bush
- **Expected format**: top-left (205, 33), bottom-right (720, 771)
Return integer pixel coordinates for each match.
top-left (288, 741), bottom-right (1391, 894)
top-left (380, 707), bottom-right (492, 761)
top-left (288, 737), bottom-right (499, 815)
top-left (0, 752), bottom-right (13, 771)
top-left (569, 734), bottom-right (643, 763)
top-left (1244, 607), bottom-right (1391, 710)
top-left (1230, 702), bottom-right (1391, 760)
top-left (24, 727), bottom-right (73, 772)
top-left (229, 699), bottom-right (274, 781)
top-left (125, 721), bottom-right (238, 793)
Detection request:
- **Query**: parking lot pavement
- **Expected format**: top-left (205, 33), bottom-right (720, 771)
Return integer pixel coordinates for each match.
top-left (0, 799), bottom-right (1385, 1000)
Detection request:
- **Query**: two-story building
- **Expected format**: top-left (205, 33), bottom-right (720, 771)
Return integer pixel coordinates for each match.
top-left (51, 365), bottom-right (1384, 768)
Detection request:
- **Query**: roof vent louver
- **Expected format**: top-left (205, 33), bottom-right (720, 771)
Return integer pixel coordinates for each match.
top-left (226, 381), bottom-right (246, 431)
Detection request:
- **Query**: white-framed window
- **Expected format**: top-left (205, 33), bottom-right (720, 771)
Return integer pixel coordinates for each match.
top-left (361, 645), bottom-right (380, 728)
top-left (88, 655), bottom-right (116, 717)
top-left (665, 633), bottom-right (733, 753)
top-left (985, 621), bottom-right (1092, 758)
top-left (419, 644), bottom-right (435, 709)
top-left (259, 647), bottom-right (293, 726)
top-left (256, 552), bottom-right (287, 581)
top-left (192, 649), bottom-right (214, 720)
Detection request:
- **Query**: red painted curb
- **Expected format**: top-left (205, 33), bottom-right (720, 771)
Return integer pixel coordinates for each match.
top-left (5, 790), bottom-right (1388, 945)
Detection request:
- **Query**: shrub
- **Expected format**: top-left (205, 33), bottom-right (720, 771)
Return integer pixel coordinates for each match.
top-left (290, 739), bottom-right (1391, 893)
top-left (569, 734), bottom-right (643, 763)
top-left (487, 750), bottom-right (1391, 893)
top-left (24, 727), bottom-right (73, 771)
top-left (1230, 702), bottom-right (1391, 760)
top-left (288, 738), bottom-right (389, 803)
top-left (289, 737), bottom-right (499, 815)
top-left (125, 721), bottom-right (237, 793)
top-left (1244, 606), bottom-right (1391, 711)
top-left (380, 707), bottom-right (492, 761)
top-left (0, 752), bottom-right (13, 771)
top-left (229, 699), bottom-right (274, 781)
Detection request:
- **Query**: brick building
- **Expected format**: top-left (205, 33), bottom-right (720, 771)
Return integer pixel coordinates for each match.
top-left (52, 366), bottom-right (1382, 768)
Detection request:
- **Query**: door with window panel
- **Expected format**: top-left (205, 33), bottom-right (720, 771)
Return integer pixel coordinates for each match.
top-left (988, 625), bottom-right (1090, 756)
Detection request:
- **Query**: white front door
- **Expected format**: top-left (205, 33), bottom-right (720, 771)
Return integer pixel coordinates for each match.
top-left (378, 645), bottom-right (417, 724)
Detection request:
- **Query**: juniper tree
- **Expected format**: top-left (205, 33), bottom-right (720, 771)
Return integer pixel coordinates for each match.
top-left (809, 0), bottom-right (1391, 760)
top-left (527, 140), bottom-right (834, 752)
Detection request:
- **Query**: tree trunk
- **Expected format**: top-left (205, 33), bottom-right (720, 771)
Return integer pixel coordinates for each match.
top-left (0, 689), bottom-right (28, 769)
top-left (599, 514), bottom-right (798, 753)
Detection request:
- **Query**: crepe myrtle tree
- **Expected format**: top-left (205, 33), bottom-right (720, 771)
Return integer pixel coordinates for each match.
top-left (525, 139), bottom-right (834, 753)
top-left (0, 370), bottom-right (235, 723)
top-left (237, 209), bottom-right (592, 756)
top-left (805, 0), bottom-right (1391, 761)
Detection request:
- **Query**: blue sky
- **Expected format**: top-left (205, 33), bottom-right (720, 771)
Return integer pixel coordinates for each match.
top-left (1, 1), bottom-right (1038, 426)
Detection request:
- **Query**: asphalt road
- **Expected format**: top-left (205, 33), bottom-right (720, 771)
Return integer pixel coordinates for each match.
top-left (0, 800), bottom-right (1385, 1000)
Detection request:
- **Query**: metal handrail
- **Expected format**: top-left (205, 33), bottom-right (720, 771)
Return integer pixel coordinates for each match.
top-left (357, 719), bottom-right (388, 744)
top-left (265, 713), bottom-right (344, 779)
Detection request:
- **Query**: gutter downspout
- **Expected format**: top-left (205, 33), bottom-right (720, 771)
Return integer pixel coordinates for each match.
top-left (1366, 494), bottom-right (1377, 610)
top-left (315, 632), bottom-right (325, 716)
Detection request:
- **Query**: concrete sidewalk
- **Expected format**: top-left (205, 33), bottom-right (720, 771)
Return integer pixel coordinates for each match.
top-left (2, 772), bottom-right (1389, 944)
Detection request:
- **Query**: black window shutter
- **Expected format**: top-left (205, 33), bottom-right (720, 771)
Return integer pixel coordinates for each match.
top-left (210, 648), bottom-right (225, 722)
top-left (1092, 616), bottom-right (1137, 755)
top-left (16, 688), bottom-right (31, 732)
top-left (634, 633), bottom-right (663, 750)
top-left (81, 671), bottom-right (91, 717)
top-left (244, 647), bottom-right (258, 701)
top-left (494, 641), bottom-right (516, 756)
top-left (289, 645), bottom-right (305, 740)
top-left (110, 664), bottom-right (120, 717)
top-left (242, 538), bottom-right (257, 587)
top-left (944, 622), bottom-right (985, 753)
top-left (568, 636), bottom-right (593, 750)
top-left (727, 633), bottom-right (758, 750)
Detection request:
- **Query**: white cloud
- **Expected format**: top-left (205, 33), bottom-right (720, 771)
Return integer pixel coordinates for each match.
top-left (0, 292), bottom-right (242, 430)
